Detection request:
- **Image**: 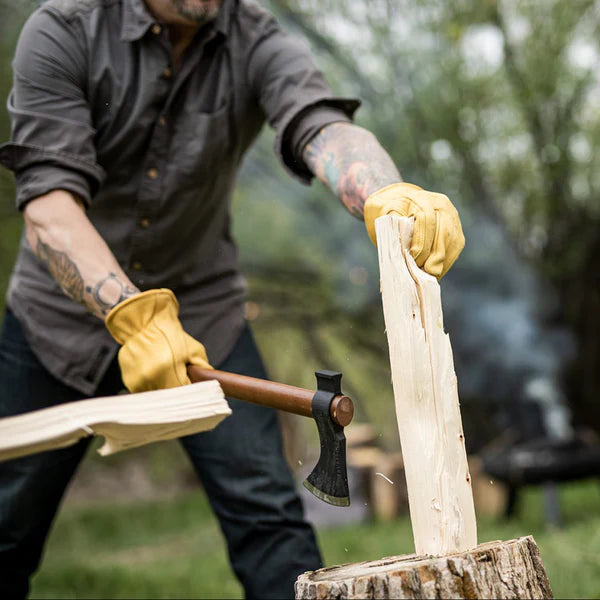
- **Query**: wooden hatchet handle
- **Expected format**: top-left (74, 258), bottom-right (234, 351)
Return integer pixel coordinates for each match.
top-left (188, 366), bottom-right (354, 427)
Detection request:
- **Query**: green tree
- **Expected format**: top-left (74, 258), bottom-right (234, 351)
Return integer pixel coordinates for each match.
top-left (268, 0), bottom-right (600, 430)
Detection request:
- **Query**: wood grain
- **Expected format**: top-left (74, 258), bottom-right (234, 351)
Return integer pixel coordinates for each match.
top-left (375, 215), bottom-right (477, 556)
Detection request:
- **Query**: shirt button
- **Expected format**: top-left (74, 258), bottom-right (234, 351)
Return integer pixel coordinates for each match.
top-left (151, 23), bottom-right (162, 35)
top-left (140, 218), bottom-right (151, 228)
top-left (132, 261), bottom-right (143, 271)
top-left (158, 116), bottom-right (166, 127)
top-left (147, 168), bottom-right (159, 179)
top-left (162, 67), bottom-right (173, 79)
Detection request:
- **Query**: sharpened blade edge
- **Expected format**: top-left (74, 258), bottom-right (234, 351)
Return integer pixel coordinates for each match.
top-left (302, 478), bottom-right (350, 507)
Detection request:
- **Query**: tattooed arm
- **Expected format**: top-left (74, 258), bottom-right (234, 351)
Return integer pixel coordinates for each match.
top-left (23, 190), bottom-right (139, 319)
top-left (302, 122), bottom-right (402, 219)
top-left (303, 122), bottom-right (465, 277)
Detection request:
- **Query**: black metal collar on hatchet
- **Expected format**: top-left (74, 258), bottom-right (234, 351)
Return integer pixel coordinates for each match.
top-left (188, 366), bottom-right (353, 507)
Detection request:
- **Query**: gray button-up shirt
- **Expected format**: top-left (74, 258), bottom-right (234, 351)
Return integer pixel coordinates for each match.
top-left (0, 0), bottom-right (359, 395)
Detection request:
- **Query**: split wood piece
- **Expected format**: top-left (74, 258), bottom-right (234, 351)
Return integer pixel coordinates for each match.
top-left (375, 215), bottom-right (477, 556)
top-left (0, 381), bottom-right (230, 462)
top-left (468, 455), bottom-right (509, 517)
top-left (295, 535), bottom-right (553, 599)
top-left (345, 423), bottom-right (378, 448)
top-left (370, 451), bottom-right (407, 521)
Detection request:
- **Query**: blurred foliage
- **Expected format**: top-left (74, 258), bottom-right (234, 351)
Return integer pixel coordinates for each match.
top-left (0, 1), bottom-right (27, 303)
top-left (258, 0), bottom-right (600, 433)
top-left (0, 0), bottom-right (599, 444)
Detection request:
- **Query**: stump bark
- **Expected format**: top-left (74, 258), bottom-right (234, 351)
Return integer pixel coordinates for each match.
top-left (295, 536), bottom-right (553, 599)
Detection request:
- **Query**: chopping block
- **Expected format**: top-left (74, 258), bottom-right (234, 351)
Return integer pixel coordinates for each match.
top-left (295, 536), bottom-right (552, 599)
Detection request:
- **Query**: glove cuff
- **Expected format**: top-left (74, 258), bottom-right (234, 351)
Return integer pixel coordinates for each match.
top-left (105, 288), bottom-right (179, 345)
top-left (369, 182), bottom-right (422, 199)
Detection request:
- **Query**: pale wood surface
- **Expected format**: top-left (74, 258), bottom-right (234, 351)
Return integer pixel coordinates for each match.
top-left (295, 536), bottom-right (553, 599)
top-left (375, 215), bottom-right (477, 556)
top-left (0, 380), bottom-right (230, 461)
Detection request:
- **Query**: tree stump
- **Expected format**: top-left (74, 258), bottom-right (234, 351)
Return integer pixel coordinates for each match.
top-left (295, 536), bottom-right (553, 599)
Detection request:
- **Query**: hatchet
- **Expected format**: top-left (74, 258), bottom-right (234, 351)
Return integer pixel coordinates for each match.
top-left (188, 366), bottom-right (354, 507)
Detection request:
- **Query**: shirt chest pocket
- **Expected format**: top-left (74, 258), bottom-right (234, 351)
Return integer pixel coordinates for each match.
top-left (171, 100), bottom-right (233, 189)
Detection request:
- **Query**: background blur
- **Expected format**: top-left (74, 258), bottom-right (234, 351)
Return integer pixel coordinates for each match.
top-left (0, 1), bottom-right (599, 598)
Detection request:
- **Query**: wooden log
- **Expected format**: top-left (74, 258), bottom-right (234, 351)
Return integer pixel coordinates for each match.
top-left (468, 455), bottom-right (509, 517)
top-left (345, 423), bottom-right (378, 448)
top-left (347, 447), bottom-right (408, 520)
top-left (375, 215), bottom-right (477, 556)
top-left (369, 451), bottom-right (407, 521)
top-left (295, 536), bottom-right (553, 599)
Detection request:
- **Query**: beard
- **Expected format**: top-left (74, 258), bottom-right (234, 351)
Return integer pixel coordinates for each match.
top-left (170, 0), bottom-right (223, 24)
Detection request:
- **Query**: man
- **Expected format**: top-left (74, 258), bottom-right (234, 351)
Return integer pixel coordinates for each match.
top-left (0, 0), bottom-right (465, 597)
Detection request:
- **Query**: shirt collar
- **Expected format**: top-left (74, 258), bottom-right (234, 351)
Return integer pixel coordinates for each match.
top-left (213, 0), bottom-right (233, 37)
top-left (121, 0), bottom-right (155, 42)
top-left (121, 0), bottom-right (233, 43)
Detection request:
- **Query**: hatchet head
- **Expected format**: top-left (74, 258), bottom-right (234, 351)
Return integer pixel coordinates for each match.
top-left (302, 370), bottom-right (350, 507)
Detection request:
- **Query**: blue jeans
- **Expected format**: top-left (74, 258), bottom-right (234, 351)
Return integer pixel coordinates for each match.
top-left (0, 309), bottom-right (322, 598)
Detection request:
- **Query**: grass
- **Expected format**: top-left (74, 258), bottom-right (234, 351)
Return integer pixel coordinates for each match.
top-left (31, 479), bottom-right (600, 599)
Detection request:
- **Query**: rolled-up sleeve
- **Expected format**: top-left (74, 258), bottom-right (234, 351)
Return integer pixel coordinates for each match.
top-left (0, 7), bottom-right (105, 209)
top-left (247, 22), bottom-right (360, 183)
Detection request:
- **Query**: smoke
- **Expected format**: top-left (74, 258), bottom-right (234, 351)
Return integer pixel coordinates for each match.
top-left (441, 212), bottom-right (575, 440)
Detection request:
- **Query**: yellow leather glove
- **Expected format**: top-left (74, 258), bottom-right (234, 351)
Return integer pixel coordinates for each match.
top-left (364, 182), bottom-right (465, 279)
top-left (105, 288), bottom-right (212, 393)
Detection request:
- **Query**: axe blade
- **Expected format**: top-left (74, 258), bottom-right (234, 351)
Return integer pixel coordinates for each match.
top-left (302, 371), bottom-right (350, 507)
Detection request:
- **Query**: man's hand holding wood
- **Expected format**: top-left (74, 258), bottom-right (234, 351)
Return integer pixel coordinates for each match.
top-left (106, 288), bottom-right (212, 393)
top-left (302, 123), bottom-right (464, 279)
top-left (364, 182), bottom-right (465, 279)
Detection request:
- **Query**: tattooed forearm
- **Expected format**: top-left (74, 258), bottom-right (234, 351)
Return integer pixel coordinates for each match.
top-left (36, 240), bottom-right (139, 318)
top-left (87, 274), bottom-right (140, 315)
top-left (303, 123), bottom-right (401, 218)
top-left (25, 190), bottom-right (140, 320)
top-left (37, 240), bottom-right (86, 304)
